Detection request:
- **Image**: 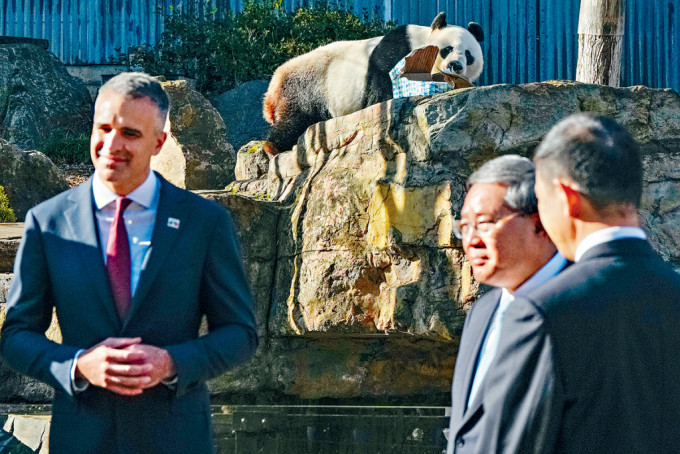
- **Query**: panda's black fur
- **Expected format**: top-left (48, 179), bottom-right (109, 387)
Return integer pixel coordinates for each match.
top-left (263, 12), bottom-right (484, 154)
top-left (362, 25), bottom-right (412, 108)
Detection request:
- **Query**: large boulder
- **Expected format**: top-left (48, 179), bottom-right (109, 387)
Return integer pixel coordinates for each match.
top-left (0, 139), bottom-right (68, 219)
top-left (211, 80), bottom-right (271, 152)
top-left (151, 80), bottom-right (236, 190)
top-left (0, 43), bottom-right (92, 150)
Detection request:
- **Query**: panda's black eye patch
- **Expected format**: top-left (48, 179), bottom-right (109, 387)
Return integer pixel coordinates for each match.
top-left (466, 50), bottom-right (475, 65)
top-left (440, 46), bottom-right (453, 58)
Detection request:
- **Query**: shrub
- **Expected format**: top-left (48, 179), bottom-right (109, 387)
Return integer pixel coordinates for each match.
top-left (127, 0), bottom-right (397, 96)
top-left (40, 131), bottom-right (91, 164)
top-left (0, 185), bottom-right (17, 222)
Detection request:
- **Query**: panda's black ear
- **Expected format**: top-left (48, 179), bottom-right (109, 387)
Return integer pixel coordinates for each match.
top-left (431, 12), bottom-right (447, 30)
top-left (468, 22), bottom-right (484, 42)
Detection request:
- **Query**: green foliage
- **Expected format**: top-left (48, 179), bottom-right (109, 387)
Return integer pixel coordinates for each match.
top-left (0, 185), bottom-right (17, 223)
top-left (40, 131), bottom-right (91, 164)
top-left (127, 0), bottom-right (397, 95)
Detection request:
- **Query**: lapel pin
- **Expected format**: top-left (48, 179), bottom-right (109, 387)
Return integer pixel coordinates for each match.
top-left (167, 217), bottom-right (180, 229)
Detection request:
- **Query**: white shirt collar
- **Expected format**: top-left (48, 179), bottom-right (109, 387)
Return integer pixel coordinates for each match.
top-left (574, 226), bottom-right (647, 262)
top-left (92, 170), bottom-right (159, 210)
top-left (500, 252), bottom-right (568, 302)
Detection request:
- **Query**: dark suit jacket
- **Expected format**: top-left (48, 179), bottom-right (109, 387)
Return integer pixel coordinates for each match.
top-left (479, 238), bottom-right (680, 453)
top-left (446, 287), bottom-right (502, 454)
top-left (0, 174), bottom-right (258, 454)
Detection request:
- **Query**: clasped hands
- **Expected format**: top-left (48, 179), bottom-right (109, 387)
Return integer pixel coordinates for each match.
top-left (75, 337), bottom-right (176, 396)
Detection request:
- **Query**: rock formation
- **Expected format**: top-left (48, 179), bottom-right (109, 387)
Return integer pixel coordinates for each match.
top-left (151, 80), bottom-right (237, 189)
top-left (210, 80), bottom-right (272, 152)
top-left (0, 139), bottom-right (68, 220)
top-left (206, 81), bottom-right (680, 401)
top-left (234, 141), bottom-right (271, 181)
top-left (0, 43), bottom-right (92, 150)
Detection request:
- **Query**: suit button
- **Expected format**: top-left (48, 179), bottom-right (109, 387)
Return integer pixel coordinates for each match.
top-left (456, 437), bottom-right (465, 447)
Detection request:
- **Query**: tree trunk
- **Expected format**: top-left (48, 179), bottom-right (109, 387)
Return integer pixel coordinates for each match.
top-left (576, 0), bottom-right (625, 87)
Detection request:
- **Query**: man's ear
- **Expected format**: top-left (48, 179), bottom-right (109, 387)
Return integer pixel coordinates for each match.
top-left (153, 132), bottom-right (167, 156)
top-left (557, 180), bottom-right (582, 218)
top-left (531, 213), bottom-right (546, 235)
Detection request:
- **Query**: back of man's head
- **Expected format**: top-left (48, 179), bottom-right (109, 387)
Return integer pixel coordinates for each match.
top-left (467, 154), bottom-right (538, 215)
top-left (97, 72), bottom-right (169, 131)
top-left (533, 113), bottom-right (642, 210)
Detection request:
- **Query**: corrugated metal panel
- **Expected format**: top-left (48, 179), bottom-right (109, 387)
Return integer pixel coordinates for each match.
top-left (279, 0), bottom-right (385, 18)
top-left (622, 0), bottom-right (679, 89)
top-left (0, 0), bottom-right (678, 92)
top-left (0, 0), bottom-right (233, 64)
top-left (538, 0), bottom-right (579, 82)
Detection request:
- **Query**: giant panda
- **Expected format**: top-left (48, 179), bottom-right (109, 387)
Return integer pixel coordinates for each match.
top-left (262, 12), bottom-right (484, 154)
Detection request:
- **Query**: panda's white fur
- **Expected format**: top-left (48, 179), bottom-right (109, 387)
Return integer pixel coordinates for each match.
top-left (263, 12), bottom-right (484, 154)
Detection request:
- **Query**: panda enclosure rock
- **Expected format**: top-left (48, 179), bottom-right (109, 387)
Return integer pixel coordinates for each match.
top-left (2, 81), bottom-right (680, 405)
top-left (206, 80), bottom-right (680, 401)
top-left (0, 43), bottom-right (237, 226)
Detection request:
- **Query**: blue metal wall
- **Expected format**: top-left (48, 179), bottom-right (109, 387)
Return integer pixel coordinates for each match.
top-left (0, 0), bottom-right (678, 91)
top-left (0, 0), bottom-right (232, 64)
top-left (387, 0), bottom-right (674, 89)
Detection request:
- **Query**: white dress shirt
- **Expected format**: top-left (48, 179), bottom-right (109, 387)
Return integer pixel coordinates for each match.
top-left (574, 226), bottom-right (647, 262)
top-left (467, 252), bottom-right (568, 408)
top-left (92, 170), bottom-right (160, 296)
top-left (71, 170), bottom-right (161, 392)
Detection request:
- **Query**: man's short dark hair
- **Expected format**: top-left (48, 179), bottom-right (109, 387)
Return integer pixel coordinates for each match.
top-left (98, 72), bottom-right (169, 130)
top-left (533, 113), bottom-right (642, 209)
top-left (467, 154), bottom-right (537, 215)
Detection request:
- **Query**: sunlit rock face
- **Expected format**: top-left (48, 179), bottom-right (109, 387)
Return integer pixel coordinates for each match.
top-left (152, 80), bottom-right (236, 190)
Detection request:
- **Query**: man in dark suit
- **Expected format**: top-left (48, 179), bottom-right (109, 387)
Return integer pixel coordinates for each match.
top-left (446, 155), bottom-right (567, 453)
top-left (479, 114), bottom-right (680, 453)
top-left (0, 73), bottom-right (258, 453)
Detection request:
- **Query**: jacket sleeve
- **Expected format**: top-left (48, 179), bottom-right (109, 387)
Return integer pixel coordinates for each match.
top-left (0, 210), bottom-right (80, 397)
top-left (165, 206), bottom-right (258, 396)
top-left (475, 296), bottom-right (564, 453)
top-left (446, 294), bottom-right (485, 454)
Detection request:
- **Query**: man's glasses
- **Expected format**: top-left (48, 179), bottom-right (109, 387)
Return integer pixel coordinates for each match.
top-left (452, 212), bottom-right (523, 240)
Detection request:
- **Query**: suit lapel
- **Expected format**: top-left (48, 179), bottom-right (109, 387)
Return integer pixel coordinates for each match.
top-left (63, 178), bottom-right (122, 329)
top-left (124, 176), bottom-right (188, 327)
top-left (457, 289), bottom-right (501, 420)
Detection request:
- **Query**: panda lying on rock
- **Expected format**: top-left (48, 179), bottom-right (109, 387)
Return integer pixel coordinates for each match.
top-left (262, 12), bottom-right (484, 154)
